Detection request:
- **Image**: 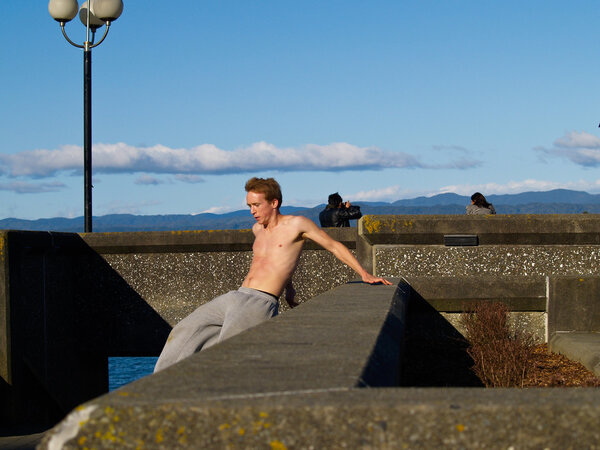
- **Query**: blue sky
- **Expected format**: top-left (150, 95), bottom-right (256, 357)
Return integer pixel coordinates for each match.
top-left (1, 1), bottom-right (600, 220)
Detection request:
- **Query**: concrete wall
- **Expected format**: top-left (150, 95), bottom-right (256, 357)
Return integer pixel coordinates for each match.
top-left (3, 214), bottom-right (600, 431)
top-left (548, 276), bottom-right (600, 333)
top-left (82, 228), bottom-right (359, 323)
top-left (38, 278), bottom-right (600, 449)
top-left (0, 228), bottom-right (358, 427)
top-left (357, 214), bottom-right (600, 343)
top-left (357, 215), bottom-right (600, 277)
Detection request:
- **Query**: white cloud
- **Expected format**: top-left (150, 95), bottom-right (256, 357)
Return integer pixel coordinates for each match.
top-left (0, 141), bottom-right (479, 178)
top-left (351, 185), bottom-right (420, 202)
top-left (134, 175), bottom-right (164, 185)
top-left (349, 179), bottom-right (600, 202)
top-left (0, 180), bottom-right (66, 194)
top-left (98, 199), bottom-right (162, 215)
top-left (537, 131), bottom-right (600, 167)
top-left (437, 180), bottom-right (575, 196)
top-left (554, 131), bottom-right (600, 149)
top-left (175, 174), bottom-right (205, 184)
top-left (198, 206), bottom-right (238, 215)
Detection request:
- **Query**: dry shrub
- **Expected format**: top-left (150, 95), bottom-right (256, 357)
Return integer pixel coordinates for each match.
top-left (460, 301), bottom-right (535, 387)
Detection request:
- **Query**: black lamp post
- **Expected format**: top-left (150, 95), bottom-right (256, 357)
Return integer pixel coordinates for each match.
top-left (48, 0), bottom-right (123, 232)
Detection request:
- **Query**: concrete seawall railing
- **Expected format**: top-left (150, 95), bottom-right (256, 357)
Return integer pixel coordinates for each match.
top-left (2, 214), bottom-right (600, 441)
top-left (38, 278), bottom-right (600, 449)
top-left (0, 227), bottom-right (358, 429)
top-left (37, 280), bottom-right (406, 448)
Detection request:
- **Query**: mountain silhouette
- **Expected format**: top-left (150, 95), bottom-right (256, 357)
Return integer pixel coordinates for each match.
top-left (2, 189), bottom-right (600, 232)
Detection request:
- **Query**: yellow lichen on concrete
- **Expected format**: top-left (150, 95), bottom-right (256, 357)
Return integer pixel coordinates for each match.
top-left (251, 419), bottom-right (272, 434)
top-left (362, 216), bottom-right (382, 234)
top-left (270, 440), bottom-right (288, 450)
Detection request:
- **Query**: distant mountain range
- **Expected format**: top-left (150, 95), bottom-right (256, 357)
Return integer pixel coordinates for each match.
top-left (2, 189), bottom-right (600, 233)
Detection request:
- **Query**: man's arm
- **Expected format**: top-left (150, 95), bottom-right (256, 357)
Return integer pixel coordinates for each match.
top-left (297, 217), bottom-right (391, 285)
top-left (337, 204), bottom-right (362, 221)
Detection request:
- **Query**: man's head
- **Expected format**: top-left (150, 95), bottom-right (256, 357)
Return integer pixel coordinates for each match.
top-left (328, 192), bottom-right (343, 208)
top-left (245, 177), bottom-right (282, 226)
top-left (245, 177), bottom-right (282, 209)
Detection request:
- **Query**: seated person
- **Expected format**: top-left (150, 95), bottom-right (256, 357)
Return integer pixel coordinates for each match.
top-left (154, 178), bottom-right (390, 372)
top-left (466, 192), bottom-right (496, 215)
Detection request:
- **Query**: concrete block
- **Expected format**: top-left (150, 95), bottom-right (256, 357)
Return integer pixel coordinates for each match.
top-left (0, 231), bottom-right (9, 384)
top-left (39, 280), bottom-right (406, 447)
top-left (404, 275), bottom-right (547, 312)
top-left (0, 231), bottom-right (171, 428)
top-left (549, 332), bottom-right (600, 377)
top-left (360, 214), bottom-right (600, 245)
top-left (376, 245), bottom-right (600, 278)
top-left (548, 276), bottom-right (600, 334)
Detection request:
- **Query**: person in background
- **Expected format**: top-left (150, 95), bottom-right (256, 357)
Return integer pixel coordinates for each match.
top-left (466, 192), bottom-right (496, 215)
top-left (319, 192), bottom-right (363, 227)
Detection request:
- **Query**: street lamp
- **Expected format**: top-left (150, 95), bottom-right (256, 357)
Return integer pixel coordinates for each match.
top-left (48, 0), bottom-right (124, 232)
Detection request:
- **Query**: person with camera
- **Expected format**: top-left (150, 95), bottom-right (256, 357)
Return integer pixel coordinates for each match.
top-left (319, 192), bottom-right (363, 227)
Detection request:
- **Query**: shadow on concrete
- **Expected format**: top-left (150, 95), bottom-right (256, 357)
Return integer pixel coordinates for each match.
top-left (400, 289), bottom-right (483, 387)
top-left (2, 231), bottom-right (171, 431)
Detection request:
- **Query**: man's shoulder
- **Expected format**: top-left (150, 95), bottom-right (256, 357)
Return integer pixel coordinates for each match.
top-left (281, 214), bottom-right (310, 226)
top-left (280, 214), bottom-right (319, 235)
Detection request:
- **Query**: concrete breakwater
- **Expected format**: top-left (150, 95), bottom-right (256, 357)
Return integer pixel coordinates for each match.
top-left (1, 214), bottom-right (600, 447)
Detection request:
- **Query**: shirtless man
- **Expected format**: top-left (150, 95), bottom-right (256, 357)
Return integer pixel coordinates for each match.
top-left (154, 177), bottom-right (391, 372)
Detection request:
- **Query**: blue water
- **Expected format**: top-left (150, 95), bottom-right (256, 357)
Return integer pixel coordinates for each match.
top-left (108, 357), bottom-right (158, 391)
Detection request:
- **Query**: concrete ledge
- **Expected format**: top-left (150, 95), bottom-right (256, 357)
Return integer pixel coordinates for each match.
top-left (549, 332), bottom-right (600, 377)
top-left (39, 389), bottom-right (600, 448)
top-left (375, 245), bottom-right (600, 278)
top-left (80, 227), bottom-right (357, 254)
top-left (39, 280), bottom-right (404, 448)
top-left (548, 276), bottom-right (600, 335)
top-left (360, 214), bottom-right (600, 245)
top-left (404, 275), bottom-right (547, 312)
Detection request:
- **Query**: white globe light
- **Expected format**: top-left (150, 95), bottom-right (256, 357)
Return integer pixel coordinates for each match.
top-left (93, 0), bottom-right (123, 22)
top-left (79, 1), bottom-right (105, 29)
top-left (48, 0), bottom-right (79, 22)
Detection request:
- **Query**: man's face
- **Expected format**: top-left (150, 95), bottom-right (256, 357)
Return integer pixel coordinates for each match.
top-left (246, 191), bottom-right (278, 225)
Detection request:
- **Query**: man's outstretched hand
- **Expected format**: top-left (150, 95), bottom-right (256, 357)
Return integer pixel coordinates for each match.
top-left (362, 273), bottom-right (393, 285)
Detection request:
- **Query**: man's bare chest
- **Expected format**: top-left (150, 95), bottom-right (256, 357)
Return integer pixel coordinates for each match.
top-left (252, 230), bottom-right (303, 257)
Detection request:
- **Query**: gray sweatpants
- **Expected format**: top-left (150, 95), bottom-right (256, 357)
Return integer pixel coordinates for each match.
top-left (154, 287), bottom-right (279, 372)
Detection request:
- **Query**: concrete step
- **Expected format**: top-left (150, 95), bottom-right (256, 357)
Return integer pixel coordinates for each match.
top-left (549, 332), bottom-right (600, 377)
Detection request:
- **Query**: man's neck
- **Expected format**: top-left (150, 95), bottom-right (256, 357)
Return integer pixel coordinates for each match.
top-left (263, 210), bottom-right (282, 229)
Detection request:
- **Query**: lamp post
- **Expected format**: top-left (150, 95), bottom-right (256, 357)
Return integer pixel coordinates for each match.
top-left (48, 0), bottom-right (123, 232)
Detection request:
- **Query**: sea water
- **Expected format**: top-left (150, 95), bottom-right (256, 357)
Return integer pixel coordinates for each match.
top-left (108, 357), bottom-right (158, 391)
